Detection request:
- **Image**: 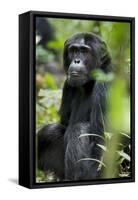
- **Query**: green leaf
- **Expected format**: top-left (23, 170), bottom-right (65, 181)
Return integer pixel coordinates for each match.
top-left (117, 150), bottom-right (130, 162)
top-left (78, 133), bottom-right (104, 140)
top-left (91, 69), bottom-right (114, 82)
top-left (48, 40), bottom-right (64, 49)
top-left (104, 132), bottom-right (113, 140)
top-left (97, 144), bottom-right (107, 152)
top-left (119, 132), bottom-right (130, 139)
top-left (77, 158), bottom-right (106, 168)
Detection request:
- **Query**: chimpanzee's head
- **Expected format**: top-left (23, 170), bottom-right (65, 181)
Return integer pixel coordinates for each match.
top-left (63, 33), bottom-right (111, 87)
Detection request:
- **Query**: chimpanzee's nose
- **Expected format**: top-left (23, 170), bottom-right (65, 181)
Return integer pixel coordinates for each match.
top-left (74, 59), bottom-right (80, 64)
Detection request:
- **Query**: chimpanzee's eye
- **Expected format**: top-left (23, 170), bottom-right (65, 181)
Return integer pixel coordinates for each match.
top-left (70, 47), bottom-right (78, 53)
top-left (80, 47), bottom-right (88, 53)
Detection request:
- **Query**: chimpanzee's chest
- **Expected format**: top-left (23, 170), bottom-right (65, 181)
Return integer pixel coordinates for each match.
top-left (69, 93), bottom-right (92, 124)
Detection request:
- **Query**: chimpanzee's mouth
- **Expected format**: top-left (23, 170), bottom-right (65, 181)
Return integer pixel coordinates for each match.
top-left (67, 73), bottom-right (88, 87)
top-left (70, 72), bottom-right (80, 77)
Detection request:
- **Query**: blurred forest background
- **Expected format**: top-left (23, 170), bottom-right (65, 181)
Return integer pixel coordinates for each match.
top-left (35, 17), bottom-right (131, 182)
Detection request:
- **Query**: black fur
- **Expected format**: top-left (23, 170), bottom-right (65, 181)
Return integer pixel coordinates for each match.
top-left (37, 33), bottom-right (112, 180)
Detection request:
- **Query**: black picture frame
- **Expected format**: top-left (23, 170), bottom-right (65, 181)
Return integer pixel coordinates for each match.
top-left (19, 10), bottom-right (135, 189)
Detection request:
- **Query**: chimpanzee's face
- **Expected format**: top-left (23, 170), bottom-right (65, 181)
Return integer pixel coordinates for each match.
top-left (63, 33), bottom-right (105, 87)
top-left (67, 38), bottom-right (94, 86)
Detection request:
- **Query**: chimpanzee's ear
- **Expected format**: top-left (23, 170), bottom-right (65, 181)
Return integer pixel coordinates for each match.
top-left (89, 33), bottom-right (112, 73)
top-left (63, 39), bottom-right (70, 73)
top-left (99, 41), bottom-right (112, 73)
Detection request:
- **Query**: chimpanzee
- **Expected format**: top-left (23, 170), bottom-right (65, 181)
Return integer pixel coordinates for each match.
top-left (37, 32), bottom-right (112, 181)
top-left (36, 17), bottom-right (54, 48)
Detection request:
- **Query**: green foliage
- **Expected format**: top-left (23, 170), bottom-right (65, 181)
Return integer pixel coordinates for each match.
top-left (36, 170), bottom-right (47, 182)
top-left (91, 69), bottom-right (114, 82)
top-left (49, 18), bottom-right (93, 45)
top-left (102, 22), bottom-right (130, 178)
top-left (77, 158), bottom-right (106, 168)
top-left (36, 89), bottom-right (62, 131)
top-left (43, 73), bottom-right (58, 90)
top-left (36, 46), bottom-right (55, 64)
top-left (38, 89), bottom-right (62, 110)
top-left (78, 131), bottom-right (131, 178)
top-left (48, 40), bottom-right (64, 50)
top-left (108, 78), bottom-right (130, 133)
top-left (36, 169), bottom-right (59, 182)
